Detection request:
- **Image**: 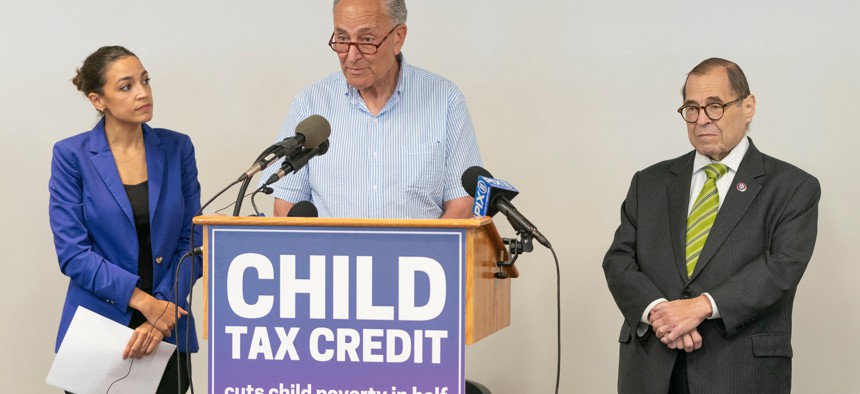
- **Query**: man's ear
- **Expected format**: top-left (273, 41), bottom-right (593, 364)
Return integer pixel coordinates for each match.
top-left (743, 94), bottom-right (756, 123)
top-left (393, 24), bottom-right (408, 55)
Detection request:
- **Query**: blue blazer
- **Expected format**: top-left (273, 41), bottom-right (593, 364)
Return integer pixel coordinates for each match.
top-left (49, 118), bottom-right (202, 353)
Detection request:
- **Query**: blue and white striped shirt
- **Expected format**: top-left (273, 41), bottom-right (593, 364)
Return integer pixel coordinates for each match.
top-left (261, 56), bottom-right (482, 219)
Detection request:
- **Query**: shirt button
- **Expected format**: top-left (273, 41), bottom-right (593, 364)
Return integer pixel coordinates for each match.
top-left (373, 185), bottom-right (378, 192)
top-left (373, 151), bottom-right (377, 158)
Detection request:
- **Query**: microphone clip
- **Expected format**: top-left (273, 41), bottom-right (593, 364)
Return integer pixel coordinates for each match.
top-left (265, 140), bottom-right (330, 186)
top-left (494, 232), bottom-right (534, 279)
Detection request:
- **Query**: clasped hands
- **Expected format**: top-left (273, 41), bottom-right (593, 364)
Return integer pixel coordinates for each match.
top-left (649, 295), bottom-right (712, 353)
top-left (124, 290), bottom-right (188, 360)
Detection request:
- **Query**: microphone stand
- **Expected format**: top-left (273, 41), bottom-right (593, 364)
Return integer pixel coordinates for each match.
top-left (232, 144), bottom-right (288, 217)
top-left (231, 178), bottom-right (253, 217)
top-left (494, 232), bottom-right (534, 279)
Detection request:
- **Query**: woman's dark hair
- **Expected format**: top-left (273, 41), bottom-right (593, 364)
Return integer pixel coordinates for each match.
top-left (72, 45), bottom-right (137, 96)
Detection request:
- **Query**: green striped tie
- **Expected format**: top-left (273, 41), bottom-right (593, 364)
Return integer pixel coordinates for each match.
top-left (685, 163), bottom-right (728, 278)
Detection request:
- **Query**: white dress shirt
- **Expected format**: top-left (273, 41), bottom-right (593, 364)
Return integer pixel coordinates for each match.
top-left (638, 136), bottom-right (750, 335)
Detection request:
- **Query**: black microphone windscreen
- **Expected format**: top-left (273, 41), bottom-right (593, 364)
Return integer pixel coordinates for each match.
top-left (295, 115), bottom-right (332, 148)
top-left (460, 166), bottom-right (493, 197)
top-left (288, 201), bottom-right (319, 217)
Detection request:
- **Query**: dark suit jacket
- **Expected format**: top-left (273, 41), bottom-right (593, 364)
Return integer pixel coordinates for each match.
top-left (49, 118), bottom-right (202, 353)
top-left (603, 139), bottom-right (820, 394)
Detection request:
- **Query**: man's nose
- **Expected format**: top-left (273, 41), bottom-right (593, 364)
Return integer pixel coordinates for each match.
top-left (345, 44), bottom-right (365, 62)
top-left (696, 108), bottom-right (712, 126)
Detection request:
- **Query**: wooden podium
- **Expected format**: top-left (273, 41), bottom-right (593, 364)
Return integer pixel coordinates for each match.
top-left (193, 215), bottom-right (513, 393)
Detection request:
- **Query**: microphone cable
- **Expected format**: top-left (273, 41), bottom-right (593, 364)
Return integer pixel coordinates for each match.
top-left (105, 359), bottom-right (134, 393)
top-left (176, 173), bottom-right (262, 393)
top-left (514, 236), bottom-right (561, 393)
top-left (213, 190), bottom-right (254, 215)
top-left (550, 246), bottom-right (561, 394)
top-left (104, 279), bottom-right (177, 393)
top-left (214, 186), bottom-right (273, 217)
top-left (250, 186), bottom-right (274, 216)
top-left (170, 248), bottom-right (198, 394)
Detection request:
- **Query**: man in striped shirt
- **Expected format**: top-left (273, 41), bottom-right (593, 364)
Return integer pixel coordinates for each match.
top-left (262, 0), bottom-right (482, 219)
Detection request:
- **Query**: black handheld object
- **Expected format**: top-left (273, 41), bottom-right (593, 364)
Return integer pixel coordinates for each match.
top-left (460, 166), bottom-right (551, 248)
top-left (265, 140), bottom-right (330, 186)
top-left (288, 201), bottom-right (319, 217)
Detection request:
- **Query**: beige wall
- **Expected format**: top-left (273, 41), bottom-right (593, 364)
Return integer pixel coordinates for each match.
top-left (1, 1), bottom-right (857, 392)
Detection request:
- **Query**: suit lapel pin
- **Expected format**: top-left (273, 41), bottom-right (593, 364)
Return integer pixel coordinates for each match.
top-left (155, 256), bottom-right (163, 264)
top-left (736, 182), bottom-right (748, 192)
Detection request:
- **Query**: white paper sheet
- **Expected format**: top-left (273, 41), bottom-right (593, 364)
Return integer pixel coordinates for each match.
top-left (46, 306), bottom-right (176, 394)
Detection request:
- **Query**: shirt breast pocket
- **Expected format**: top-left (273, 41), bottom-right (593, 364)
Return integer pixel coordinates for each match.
top-left (402, 141), bottom-right (443, 193)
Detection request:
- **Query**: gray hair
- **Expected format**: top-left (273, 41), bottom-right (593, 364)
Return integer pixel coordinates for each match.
top-left (681, 58), bottom-right (750, 101)
top-left (333, 0), bottom-right (407, 25)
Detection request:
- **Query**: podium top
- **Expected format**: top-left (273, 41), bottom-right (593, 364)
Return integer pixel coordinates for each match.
top-left (193, 215), bottom-right (494, 229)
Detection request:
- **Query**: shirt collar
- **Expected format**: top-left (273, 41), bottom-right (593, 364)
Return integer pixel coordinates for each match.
top-left (692, 134), bottom-right (750, 174)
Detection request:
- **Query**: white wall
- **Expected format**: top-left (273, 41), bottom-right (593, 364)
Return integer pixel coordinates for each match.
top-left (1, 1), bottom-right (858, 392)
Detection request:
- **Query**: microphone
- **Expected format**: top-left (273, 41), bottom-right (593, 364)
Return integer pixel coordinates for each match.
top-left (264, 140), bottom-right (330, 186)
top-left (461, 166), bottom-right (551, 248)
top-left (181, 246), bottom-right (204, 258)
top-left (238, 115), bottom-right (332, 181)
top-left (287, 201), bottom-right (319, 217)
top-left (278, 114), bottom-right (331, 152)
top-left (461, 166), bottom-right (516, 217)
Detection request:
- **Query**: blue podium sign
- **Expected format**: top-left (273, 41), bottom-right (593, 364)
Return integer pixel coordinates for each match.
top-left (207, 225), bottom-right (466, 394)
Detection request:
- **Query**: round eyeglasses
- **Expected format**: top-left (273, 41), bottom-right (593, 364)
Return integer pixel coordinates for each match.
top-left (328, 25), bottom-right (400, 55)
top-left (677, 95), bottom-right (747, 123)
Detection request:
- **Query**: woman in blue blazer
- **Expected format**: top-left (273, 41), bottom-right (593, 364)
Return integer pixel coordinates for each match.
top-left (49, 46), bottom-right (201, 393)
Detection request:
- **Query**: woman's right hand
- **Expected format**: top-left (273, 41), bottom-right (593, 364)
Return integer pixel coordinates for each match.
top-left (123, 322), bottom-right (165, 360)
top-left (129, 288), bottom-right (188, 337)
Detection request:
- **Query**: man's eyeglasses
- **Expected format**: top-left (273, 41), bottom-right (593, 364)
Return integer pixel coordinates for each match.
top-left (328, 25), bottom-right (400, 55)
top-left (677, 95), bottom-right (747, 123)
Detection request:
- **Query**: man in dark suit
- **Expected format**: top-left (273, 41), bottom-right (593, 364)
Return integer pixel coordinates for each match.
top-left (603, 58), bottom-right (820, 394)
